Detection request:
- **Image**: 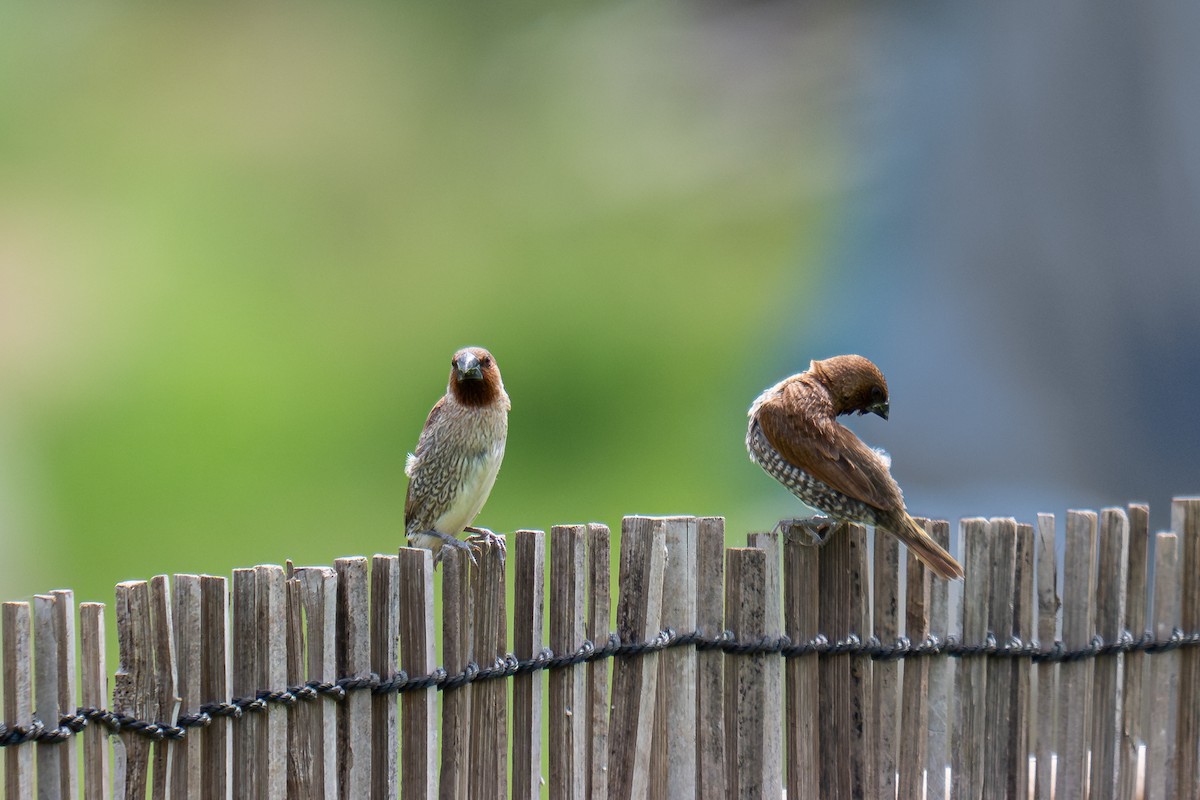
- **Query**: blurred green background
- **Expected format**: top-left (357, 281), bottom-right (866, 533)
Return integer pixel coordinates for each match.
top-left (0, 3), bottom-right (836, 607)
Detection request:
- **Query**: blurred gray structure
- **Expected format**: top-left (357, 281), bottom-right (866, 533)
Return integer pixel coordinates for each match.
top-left (797, 2), bottom-right (1200, 529)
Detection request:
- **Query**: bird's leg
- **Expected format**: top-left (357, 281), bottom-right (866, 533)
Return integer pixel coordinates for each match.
top-left (776, 516), bottom-right (839, 547)
top-left (421, 531), bottom-right (479, 568)
top-left (464, 526), bottom-right (507, 564)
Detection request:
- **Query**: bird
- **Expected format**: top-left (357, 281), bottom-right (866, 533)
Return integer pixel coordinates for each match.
top-left (405, 346), bottom-right (510, 565)
top-left (746, 354), bottom-right (964, 580)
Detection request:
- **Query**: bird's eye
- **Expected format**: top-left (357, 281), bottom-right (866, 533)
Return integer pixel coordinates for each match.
top-left (481, 357), bottom-right (492, 368)
top-left (870, 386), bottom-right (884, 401)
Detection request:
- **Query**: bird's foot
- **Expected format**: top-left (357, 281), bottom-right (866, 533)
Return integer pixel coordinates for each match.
top-left (413, 531), bottom-right (478, 568)
top-left (776, 516), bottom-right (839, 547)
top-left (464, 526), bottom-right (507, 565)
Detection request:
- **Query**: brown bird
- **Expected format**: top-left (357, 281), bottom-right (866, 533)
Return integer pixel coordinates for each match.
top-left (405, 346), bottom-right (510, 564)
top-left (746, 354), bottom-right (963, 580)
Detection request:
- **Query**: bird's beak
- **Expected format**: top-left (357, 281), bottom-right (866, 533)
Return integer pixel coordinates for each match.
top-left (454, 352), bottom-right (483, 380)
top-left (872, 402), bottom-right (890, 420)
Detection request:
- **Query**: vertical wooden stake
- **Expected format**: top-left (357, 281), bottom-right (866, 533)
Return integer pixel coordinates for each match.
top-left (981, 519), bottom-right (1017, 800)
top-left (511, 530), bottom-right (545, 800)
top-left (898, 523), bottom-right (932, 799)
top-left (1145, 532), bottom-right (1180, 800)
top-left (549, 525), bottom-right (587, 800)
top-left (1058, 510), bottom-right (1098, 798)
top-left (783, 524), bottom-right (818, 800)
top-left (1033, 513), bottom-right (1059, 800)
top-left (3, 601), bottom-right (33, 800)
top-left (80, 602), bottom-right (110, 800)
top-left (585, 523), bottom-right (612, 800)
top-left (1119, 503), bottom-right (1150, 800)
top-left (371, 555), bottom-right (401, 800)
top-left (1173, 497), bottom-right (1200, 797)
top-left (926, 520), bottom-right (954, 800)
top-left (399, 547), bottom-right (437, 800)
top-left (696, 517), bottom-right (727, 800)
top-left (172, 575), bottom-right (204, 799)
top-left (747, 530), bottom-right (781, 799)
top-left (335, 557), bottom-right (371, 800)
top-left (953, 518), bottom-right (990, 800)
top-left (200, 575), bottom-right (232, 800)
top-left (439, 548), bottom-right (473, 800)
top-left (468, 541), bottom-right (508, 798)
top-left (1091, 508), bottom-right (1129, 798)
top-left (872, 531), bottom-right (901, 800)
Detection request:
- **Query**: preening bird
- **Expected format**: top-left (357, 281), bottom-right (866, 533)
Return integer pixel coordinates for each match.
top-left (746, 354), bottom-right (964, 580)
top-left (405, 346), bottom-right (510, 564)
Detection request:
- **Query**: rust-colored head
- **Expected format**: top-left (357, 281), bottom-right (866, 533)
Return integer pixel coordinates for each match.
top-left (448, 346), bottom-right (504, 407)
top-left (809, 354), bottom-right (889, 419)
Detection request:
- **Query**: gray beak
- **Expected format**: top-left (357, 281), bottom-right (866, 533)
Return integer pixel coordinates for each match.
top-left (872, 402), bottom-right (890, 420)
top-left (454, 352), bottom-right (483, 380)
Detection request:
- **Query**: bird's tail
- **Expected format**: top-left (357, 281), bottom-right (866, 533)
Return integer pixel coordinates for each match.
top-left (885, 512), bottom-right (964, 581)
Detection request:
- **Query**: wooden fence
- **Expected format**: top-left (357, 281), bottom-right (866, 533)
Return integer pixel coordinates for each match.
top-left (2, 497), bottom-right (1199, 799)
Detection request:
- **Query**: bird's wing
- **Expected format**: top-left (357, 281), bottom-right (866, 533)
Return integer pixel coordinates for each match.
top-left (404, 398), bottom-right (446, 527)
top-left (755, 394), bottom-right (903, 513)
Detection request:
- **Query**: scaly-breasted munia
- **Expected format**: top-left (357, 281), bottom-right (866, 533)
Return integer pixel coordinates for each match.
top-left (747, 354), bottom-right (964, 580)
top-left (405, 346), bottom-right (510, 564)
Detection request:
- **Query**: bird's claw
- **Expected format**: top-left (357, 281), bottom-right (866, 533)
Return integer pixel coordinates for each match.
top-left (464, 526), bottom-right (507, 565)
top-left (430, 532), bottom-right (479, 568)
top-left (776, 516), bottom-right (839, 547)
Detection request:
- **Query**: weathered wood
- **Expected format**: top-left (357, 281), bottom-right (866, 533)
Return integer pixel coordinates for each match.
top-left (114, 578), bottom-right (178, 800)
top-left (439, 548), bottom-right (472, 800)
top-left (1091, 508), bottom-right (1129, 799)
top-left (1119, 503), bottom-right (1150, 800)
top-left (550, 525), bottom-right (587, 800)
top-left (818, 523), bottom-right (873, 800)
top-left (724, 547), bottom-right (768, 800)
top-left (1010, 523), bottom-right (1035, 799)
top-left (231, 569), bottom-right (260, 799)
top-left (1058, 510), bottom-right (1098, 799)
top-left (511, 530), bottom-right (545, 800)
top-left (872, 531), bottom-right (901, 800)
top-left (285, 568), bottom-right (307, 800)
top-left (3, 602), bottom-right (33, 800)
top-left (468, 542), bottom-right (508, 798)
top-left (696, 517), bottom-right (727, 800)
top-left (981, 518), bottom-right (1017, 800)
top-left (1174, 496), bottom-right (1200, 798)
top-left (371, 555), bottom-right (401, 800)
top-left (783, 524), bottom-right (818, 800)
top-left (293, 567), bottom-right (338, 800)
top-left (172, 575), bottom-right (204, 799)
top-left (253, 566), bottom-right (287, 799)
top-left (747, 530), bottom-right (781, 800)
top-left (1033, 513), bottom-right (1059, 800)
top-left (926, 519), bottom-right (953, 800)
top-left (585, 523), bottom-right (612, 800)
top-left (1145, 532), bottom-right (1180, 800)
top-left (398, 547), bottom-right (437, 800)
top-left (200, 575), bottom-right (231, 800)
top-left (34, 590), bottom-right (77, 800)
top-left (80, 602), bottom-right (110, 800)
top-left (335, 557), bottom-right (371, 800)
top-left (952, 518), bottom-right (990, 800)
top-left (898, 525), bottom-right (932, 800)
top-left (607, 515), bottom-right (666, 800)
top-left (652, 518), bottom-right (698, 799)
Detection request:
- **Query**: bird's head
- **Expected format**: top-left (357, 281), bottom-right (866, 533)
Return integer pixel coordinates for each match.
top-left (449, 346), bottom-right (504, 407)
top-left (810, 355), bottom-right (890, 419)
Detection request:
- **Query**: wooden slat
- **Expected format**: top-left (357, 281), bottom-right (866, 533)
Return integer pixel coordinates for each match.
top-left (652, 518), bottom-right (698, 799)
top-left (982, 518), bottom-right (1017, 800)
top-left (51, 590), bottom-right (78, 798)
top-left (371, 555), bottom-right (400, 800)
top-left (783, 524), bottom-right (818, 800)
top-left (34, 591), bottom-right (74, 799)
top-left (173, 575), bottom-right (204, 799)
top-left (398, 547), bottom-right (437, 800)
top-left (1145, 532), bottom-right (1180, 800)
top-left (585, 523), bottom-right (612, 800)
top-left (952, 518), bottom-right (990, 799)
top-left (200, 575), bottom-right (231, 800)
top-left (549, 524), bottom-right (587, 800)
top-left (1011, 523), bottom-right (1035, 799)
top-left (818, 523), bottom-right (873, 800)
top-left (898, 524), bottom-right (932, 800)
top-left (606, 515), bottom-right (666, 800)
top-left (1091, 508), bottom-right (1129, 798)
top-left (80, 602), bottom-right (110, 800)
top-left (695, 517), bottom-right (729, 797)
top-left (724, 547), bottom-right (768, 800)
top-left (467, 541), bottom-right (508, 797)
top-left (926, 519), bottom-right (953, 800)
top-left (335, 557), bottom-right (371, 800)
top-left (1174, 496), bottom-right (1200, 798)
top-left (285, 568), bottom-right (307, 800)
top-left (1119, 503), bottom-right (1150, 800)
top-left (114, 578), bottom-right (178, 800)
top-left (293, 567), bottom-right (337, 800)
top-left (511, 530), bottom-right (545, 800)
top-left (1058, 510), bottom-right (1098, 798)
top-left (747, 530), bottom-right (781, 799)
top-left (872, 531), bottom-right (901, 800)
top-left (255, 567), bottom-right (287, 799)
top-left (3, 601), bottom-right (33, 800)
top-left (439, 548), bottom-right (472, 800)
top-left (1033, 514), bottom-right (1059, 800)
top-left (231, 568), bottom-right (260, 799)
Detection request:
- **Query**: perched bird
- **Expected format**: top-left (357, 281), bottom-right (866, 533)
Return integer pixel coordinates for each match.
top-left (747, 354), bottom-right (964, 580)
top-left (405, 346), bottom-right (510, 564)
